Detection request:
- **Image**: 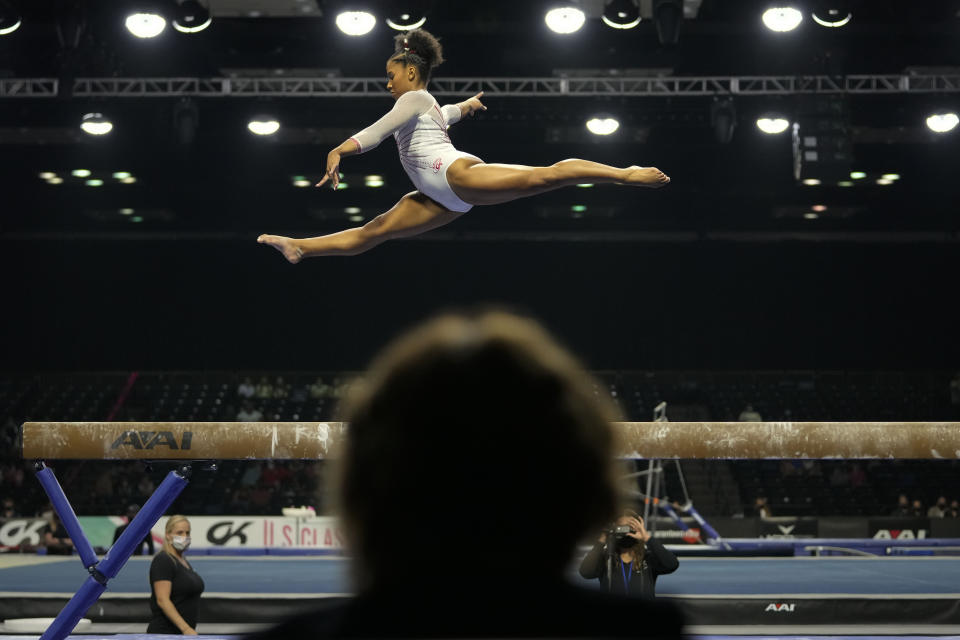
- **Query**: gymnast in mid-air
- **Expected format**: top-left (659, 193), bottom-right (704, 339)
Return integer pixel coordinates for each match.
top-left (258, 28), bottom-right (670, 262)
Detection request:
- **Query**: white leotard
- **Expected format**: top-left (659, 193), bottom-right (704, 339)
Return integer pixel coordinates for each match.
top-left (349, 89), bottom-right (481, 212)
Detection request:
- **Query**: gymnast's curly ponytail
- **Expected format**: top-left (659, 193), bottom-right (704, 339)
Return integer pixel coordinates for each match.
top-left (391, 28), bottom-right (445, 84)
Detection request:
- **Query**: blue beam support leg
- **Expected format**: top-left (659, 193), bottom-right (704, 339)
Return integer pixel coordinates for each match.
top-left (36, 466), bottom-right (191, 640)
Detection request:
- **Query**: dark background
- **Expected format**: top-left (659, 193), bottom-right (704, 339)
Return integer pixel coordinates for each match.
top-left (1, 0), bottom-right (958, 372)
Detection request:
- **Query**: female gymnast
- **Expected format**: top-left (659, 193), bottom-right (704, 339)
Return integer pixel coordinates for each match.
top-left (258, 28), bottom-right (670, 262)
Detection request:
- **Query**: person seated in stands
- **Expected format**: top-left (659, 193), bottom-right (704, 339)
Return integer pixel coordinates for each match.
top-left (236, 400), bottom-right (263, 422)
top-left (947, 500), bottom-right (959, 518)
top-left (42, 512), bottom-right (73, 555)
top-left (248, 310), bottom-right (685, 638)
top-left (738, 404), bottom-right (762, 422)
top-left (910, 498), bottom-right (925, 518)
top-left (273, 376), bottom-right (289, 398)
top-left (308, 376), bottom-right (331, 399)
top-left (237, 376), bottom-right (256, 399)
top-left (255, 376), bottom-right (274, 399)
top-left (752, 496), bottom-right (772, 518)
top-left (113, 504), bottom-right (155, 556)
top-left (890, 493), bottom-right (911, 517)
top-left (1, 496), bottom-right (17, 519)
top-left (927, 496), bottom-right (948, 518)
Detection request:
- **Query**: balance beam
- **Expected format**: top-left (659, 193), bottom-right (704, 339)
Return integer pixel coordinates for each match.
top-left (20, 421), bottom-right (960, 459)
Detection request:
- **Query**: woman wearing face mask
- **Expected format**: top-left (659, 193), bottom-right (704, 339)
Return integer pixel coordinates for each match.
top-left (579, 512), bottom-right (679, 599)
top-left (147, 515), bottom-right (205, 635)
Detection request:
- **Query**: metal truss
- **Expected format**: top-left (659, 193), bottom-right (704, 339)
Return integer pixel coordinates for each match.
top-left (3, 74), bottom-right (960, 98)
top-left (0, 79), bottom-right (58, 97)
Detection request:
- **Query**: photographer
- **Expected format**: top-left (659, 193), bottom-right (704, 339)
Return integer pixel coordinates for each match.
top-left (579, 512), bottom-right (678, 599)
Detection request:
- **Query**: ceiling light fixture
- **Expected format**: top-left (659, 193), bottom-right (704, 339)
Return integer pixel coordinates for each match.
top-left (173, 0), bottom-right (212, 33)
top-left (811, 1), bottom-right (851, 27)
top-left (0, 1), bottom-right (21, 36)
top-left (248, 117), bottom-right (280, 136)
top-left (926, 112), bottom-right (959, 133)
top-left (757, 117), bottom-right (790, 134)
top-left (545, 6), bottom-right (586, 34)
top-left (602, 0), bottom-right (641, 29)
top-left (81, 113), bottom-right (113, 135)
top-left (586, 117), bottom-right (620, 135)
top-left (336, 11), bottom-right (376, 36)
top-left (125, 12), bottom-right (167, 38)
top-left (386, 8), bottom-right (427, 31)
top-left (762, 7), bottom-right (803, 32)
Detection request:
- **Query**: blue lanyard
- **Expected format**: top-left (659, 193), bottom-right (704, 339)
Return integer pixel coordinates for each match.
top-left (620, 559), bottom-right (633, 593)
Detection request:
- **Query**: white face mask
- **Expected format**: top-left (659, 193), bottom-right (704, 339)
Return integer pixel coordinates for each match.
top-left (171, 535), bottom-right (191, 551)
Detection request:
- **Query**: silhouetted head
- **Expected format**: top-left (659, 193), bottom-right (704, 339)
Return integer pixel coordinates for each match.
top-left (334, 310), bottom-right (621, 589)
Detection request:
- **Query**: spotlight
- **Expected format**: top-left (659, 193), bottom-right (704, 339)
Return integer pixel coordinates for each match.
top-left (653, 0), bottom-right (682, 45)
top-left (586, 117), bottom-right (620, 135)
top-left (81, 113), bottom-right (113, 136)
top-left (762, 7), bottom-right (803, 32)
top-left (248, 117), bottom-right (280, 136)
top-left (125, 11), bottom-right (167, 38)
top-left (0, 1), bottom-right (21, 36)
top-left (385, 6), bottom-right (427, 31)
top-left (811, 1), bottom-right (851, 27)
top-left (757, 117), bottom-right (790, 134)
top-left (173, 0), bottom-right (212, 33)
top-left (926, 112), bottom-right (958, 133)
top-left (545, 6), bottom-right (586, 34)
top-left (710, 98), bottom-right (736, 144)
top-left (602, 0), bottom-right (640, 29)
top-left (336, 11), bottom-right (376, 36)
top-left (71, 169), bottom-right (92, 178)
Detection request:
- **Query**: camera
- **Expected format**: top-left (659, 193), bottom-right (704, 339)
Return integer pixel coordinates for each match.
top-left (609, 525), bottom-right (634, 539)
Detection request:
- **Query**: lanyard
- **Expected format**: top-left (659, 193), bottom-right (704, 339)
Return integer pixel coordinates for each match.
top-left (620, 559), bottom-right (633, 593)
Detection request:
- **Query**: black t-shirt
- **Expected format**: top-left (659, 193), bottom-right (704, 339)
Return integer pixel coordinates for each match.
top-left (42, 523), bottom-right (71, 555)
top-left (148, 552), bottom-right (205, 634)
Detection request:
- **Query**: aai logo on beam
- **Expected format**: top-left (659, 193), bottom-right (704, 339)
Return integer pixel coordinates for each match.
top-left (110, 430), bottom-right (194, 450)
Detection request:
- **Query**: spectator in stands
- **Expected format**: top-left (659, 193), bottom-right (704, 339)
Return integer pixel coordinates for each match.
top-left (738, 404), bottom-right (762, 422)
top-left (910, 498), bottom-right (925, 518)
top-left (927, 496), bottom-right (948, 518)
top-left (113, 504), bottom-right (155, 556)
top-left (251, 310), bottom-right (684, 638)
top-left (240, 462), bottom-right (261, 487)
top-left (752, 496), bottom-right (772, 518)
top-left (237, 377), bottom-right (255, 399)
top-left (148, 515), bottom-right (205, 635)
top-left (308, 376), bottom-right (332, 399)
top-left (273, 377), bottom-right (289, 398)
top-left (236, 400), bottom-right (263, 422)
top-left (947, 500), bottom-right (959, 518)
top-left (579, 511), bottom-right (679, 599)
top-left (255, 376), bottom-right (274, 400)
top-left (2, 496), bottom-right (18, 518)
top-left (42, 512), bottom-right (74, 555)
top-left (891, 494), bottom-right (911, 517)
top-left (290, 383), bottom-right (308, 404)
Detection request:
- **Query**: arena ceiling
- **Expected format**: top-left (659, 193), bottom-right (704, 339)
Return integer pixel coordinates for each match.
top-left (0, 0), bottom-right (958, 239)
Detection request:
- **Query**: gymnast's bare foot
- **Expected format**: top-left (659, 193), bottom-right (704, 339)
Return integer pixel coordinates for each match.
top-left (620, 166), bottom-right (671, 188)
top-left (257, 234), bottom-right (303, 264)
